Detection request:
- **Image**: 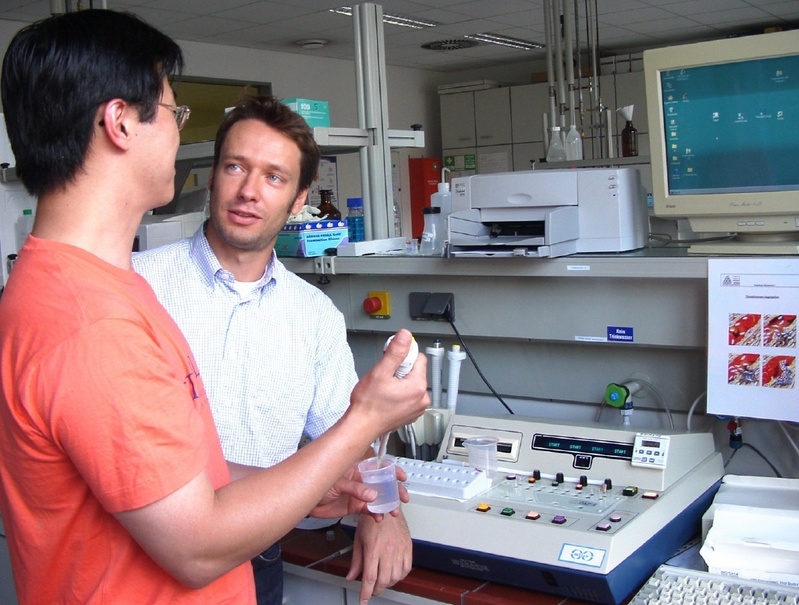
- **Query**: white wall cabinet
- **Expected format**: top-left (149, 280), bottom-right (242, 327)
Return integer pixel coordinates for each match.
top-left (441, 86), bottom-right (513, 173)
top-left (474, 87), bottom-right (512, 146)
top-left (510, 83), bottom-right (550, 169)
top-left (440, 92), bottom-right (476, 149)
top-left (441, 87), bottom-right (512, 151)
top-left (510, 83), bottom-right (549, 144)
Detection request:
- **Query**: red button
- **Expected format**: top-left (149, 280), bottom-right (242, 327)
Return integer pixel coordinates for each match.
top-left (363, 297), bottom-right (382, 313)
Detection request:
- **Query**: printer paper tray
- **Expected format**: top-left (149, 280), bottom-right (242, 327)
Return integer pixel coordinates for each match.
top-left (449, 238), bottom-right (578, 258)
top-left (450, 248), bottom-right (547, 258)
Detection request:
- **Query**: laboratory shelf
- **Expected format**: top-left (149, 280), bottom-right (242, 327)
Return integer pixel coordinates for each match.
top-left (310, 127), bottom-right (424, 154)
top-left (174, 127), bottom-right (423, 163)
top-left (282, 249), bottom-right (710, 280)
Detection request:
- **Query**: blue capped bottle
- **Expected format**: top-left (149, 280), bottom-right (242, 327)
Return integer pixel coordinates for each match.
top-left (346, 197), bottom-right (365, 242)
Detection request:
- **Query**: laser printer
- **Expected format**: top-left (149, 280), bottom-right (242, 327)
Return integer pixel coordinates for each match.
top-left (447, 167), bottom-right (648, 257)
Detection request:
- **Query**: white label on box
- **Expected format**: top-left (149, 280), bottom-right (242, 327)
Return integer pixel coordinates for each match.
top-left (558, 543), bottom-right (606, 568)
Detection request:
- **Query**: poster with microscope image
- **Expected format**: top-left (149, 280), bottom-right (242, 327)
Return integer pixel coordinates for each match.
top-left (707, 258), bottom-right (798, 422)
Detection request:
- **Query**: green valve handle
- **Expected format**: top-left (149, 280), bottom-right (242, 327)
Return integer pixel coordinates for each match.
top-left (604, 383), bottom-right (630, 409)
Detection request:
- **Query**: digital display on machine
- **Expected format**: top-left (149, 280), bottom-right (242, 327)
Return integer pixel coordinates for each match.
top-left (532, 434), bottom-right (634, 460)
top-left (659, 54), bottom-right (799, 196)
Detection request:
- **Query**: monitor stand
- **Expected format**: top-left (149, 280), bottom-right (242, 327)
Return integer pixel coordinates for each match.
top-left (688, 235), bottom-right (799, 255)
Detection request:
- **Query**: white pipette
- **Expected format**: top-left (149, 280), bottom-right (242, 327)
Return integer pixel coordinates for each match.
top-left (446, 344), bottom-right (467, 413)
top-left (377, 335), bottom-right (419, 461)
top-left (425, 339), bottom-right (444, 408)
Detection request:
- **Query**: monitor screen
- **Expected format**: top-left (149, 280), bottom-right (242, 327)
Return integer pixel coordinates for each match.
top-left (644, 30), bottom-right (799, 254)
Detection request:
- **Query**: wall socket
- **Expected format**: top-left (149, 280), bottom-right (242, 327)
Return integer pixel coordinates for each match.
top-left (409, 292), bottom-right (455, 321)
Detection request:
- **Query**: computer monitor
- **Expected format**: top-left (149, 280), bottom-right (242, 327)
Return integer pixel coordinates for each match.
top-left (644, 30), bottom-right (799, 254)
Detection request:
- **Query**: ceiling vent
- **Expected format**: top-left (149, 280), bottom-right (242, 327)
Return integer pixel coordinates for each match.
top-left (296, 39), bottom-right (328, 49)
top-left (422, 39), bottom-right (479, 51)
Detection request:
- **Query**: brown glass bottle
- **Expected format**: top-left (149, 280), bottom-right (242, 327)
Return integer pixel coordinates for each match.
top-left (621, 120), bottom-right (638, 157)
top-left (317, 189), bottom-right (341, 220)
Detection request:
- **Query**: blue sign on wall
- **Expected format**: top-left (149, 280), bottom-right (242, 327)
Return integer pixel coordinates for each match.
top-left (607, 326), bottom-right (634, 343)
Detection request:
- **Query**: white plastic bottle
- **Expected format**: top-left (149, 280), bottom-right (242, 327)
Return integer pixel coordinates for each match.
top-left (565, 124), bottom-right (583, 160)
top-left (546, 126), bottom-right (567, 163)
top-left (430, 166), bottom-right (452, 218)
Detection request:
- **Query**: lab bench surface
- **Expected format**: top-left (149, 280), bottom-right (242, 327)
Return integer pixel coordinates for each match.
top-left (279, 523), bottom-right (602, 605)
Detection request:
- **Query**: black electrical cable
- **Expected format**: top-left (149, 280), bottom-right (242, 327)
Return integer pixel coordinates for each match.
top-left (724, 442), bottom-right (782, 477)
top-left (445, 312), bottom-right (514, 414)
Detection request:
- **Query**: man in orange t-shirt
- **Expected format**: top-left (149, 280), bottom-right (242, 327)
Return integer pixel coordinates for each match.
top-left (0, 232), bottom-right (255, 604)
top-left (0, 9), bottom-right (429, 604)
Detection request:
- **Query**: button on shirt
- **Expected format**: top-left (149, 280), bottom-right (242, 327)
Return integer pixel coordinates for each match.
top-left (133, 226), bottom-right (357, 468)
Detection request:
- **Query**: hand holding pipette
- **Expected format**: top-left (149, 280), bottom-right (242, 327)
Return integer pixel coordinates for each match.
top-left (377, 335), bottom-right (419, 460)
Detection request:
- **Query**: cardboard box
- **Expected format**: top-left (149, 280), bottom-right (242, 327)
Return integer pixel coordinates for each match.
top-left (276, 220), bottom-right (348, 257)
top-left (282, 98), bottom-right (330, 127)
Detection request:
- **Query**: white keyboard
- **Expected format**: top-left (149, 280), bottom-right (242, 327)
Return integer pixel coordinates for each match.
top-left (395, 457), bottom-right (492, 500)
top-left (630, 565), bottom-right (799, 604)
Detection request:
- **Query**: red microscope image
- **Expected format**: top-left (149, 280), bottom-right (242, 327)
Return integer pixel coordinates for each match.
top-left (762, 355), bottom-right (796, 388)
top-left (728, 314), bottom-right (761, 347)
top-left (728, 353), bottom-right (760, 386)
top-left (764, 315), bottom-right (797, 348)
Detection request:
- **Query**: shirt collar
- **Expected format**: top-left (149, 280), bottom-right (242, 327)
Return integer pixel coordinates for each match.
top-left (188, 222), bottom-right (279, 294)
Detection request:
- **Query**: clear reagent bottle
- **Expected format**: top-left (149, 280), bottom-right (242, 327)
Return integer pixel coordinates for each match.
top-left (419, 206), bottom-right (444, 256)
top-left (546, 126), bottom-right (567, 162)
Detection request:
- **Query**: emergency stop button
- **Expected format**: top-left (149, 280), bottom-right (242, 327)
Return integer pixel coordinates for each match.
top-left (363, 290), bottom-right (390, 319)
top-left (363, 297), bottom-right (382, 313)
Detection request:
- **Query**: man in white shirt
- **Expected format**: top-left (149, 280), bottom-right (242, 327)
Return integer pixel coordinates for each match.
top-left (134, 95), bottom-right (414, 605)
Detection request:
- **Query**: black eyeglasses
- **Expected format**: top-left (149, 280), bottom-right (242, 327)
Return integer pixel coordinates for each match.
top-left (158, 103), bottom-right (191, 131)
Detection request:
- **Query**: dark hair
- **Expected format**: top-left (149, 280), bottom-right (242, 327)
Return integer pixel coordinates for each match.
top-left (1, 9), bottom-right (184, 197)
top-left (213, 96), bottom-right (321, 194)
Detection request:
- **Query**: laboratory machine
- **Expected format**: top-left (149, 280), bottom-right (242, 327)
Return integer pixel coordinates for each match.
top-left (345, 413), bottom-right (724, 605)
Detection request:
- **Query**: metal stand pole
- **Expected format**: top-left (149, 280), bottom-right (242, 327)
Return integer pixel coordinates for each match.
top-left (353, 3), bottom-right (394, 240)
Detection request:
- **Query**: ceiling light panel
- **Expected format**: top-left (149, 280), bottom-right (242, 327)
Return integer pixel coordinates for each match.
top-left (465, 33), bottom-right (545, 50)
top-left (330, 5), bottom-right (439, 29)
